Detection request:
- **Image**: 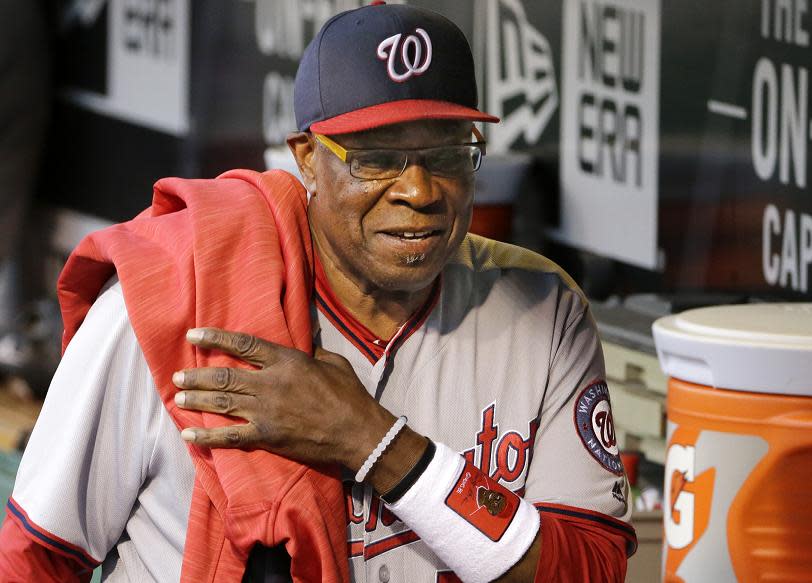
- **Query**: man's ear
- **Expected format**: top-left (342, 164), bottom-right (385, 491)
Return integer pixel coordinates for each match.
top-left (287, 132), bottom-right (318, 195)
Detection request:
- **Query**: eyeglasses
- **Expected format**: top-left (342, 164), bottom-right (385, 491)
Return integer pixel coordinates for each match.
top-left (313, 127), bottom-right (487, 180)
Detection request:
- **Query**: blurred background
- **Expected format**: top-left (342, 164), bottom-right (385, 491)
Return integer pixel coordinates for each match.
top-left (0, 1), bottom-right (810, 580)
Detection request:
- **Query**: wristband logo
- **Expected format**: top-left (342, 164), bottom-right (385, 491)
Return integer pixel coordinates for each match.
top-left (445, 460), bottom-right (520, 541)
top-left (377, 28), bottom-right (433, 82)
top-left (574, 380), bottom-right (624, 475)
top-left (347, 403), bottom-right (538, 561)
top-left (477, 487), bottom-right (508, 516)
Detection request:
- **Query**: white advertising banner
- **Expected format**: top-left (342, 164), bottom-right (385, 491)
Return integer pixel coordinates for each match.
top-left (483, 0), bottom-right (559, 153)
top-left (62, 0), bottom-right (190, 136)
top-left (557, 0), bottom-right (661, 269)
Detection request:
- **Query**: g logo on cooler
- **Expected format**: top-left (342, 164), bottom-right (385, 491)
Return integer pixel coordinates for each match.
top-left (665, 444), bottom-right (696, 550)
top-left (377, 28), bottom-right (433, 82)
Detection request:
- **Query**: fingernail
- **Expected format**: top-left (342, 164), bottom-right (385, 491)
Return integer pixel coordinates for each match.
top-left (172, 371), bottom-right (185, 386)
top-left (181, 429), bottom-right (196, 442)
top-left (186, 328), bottom-right (205, 343)
top-left (174, 391), bottom-right (186, 407)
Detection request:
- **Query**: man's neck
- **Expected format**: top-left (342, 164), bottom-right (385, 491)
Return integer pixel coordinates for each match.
top-left (315, 248), bottom-right (435, 341)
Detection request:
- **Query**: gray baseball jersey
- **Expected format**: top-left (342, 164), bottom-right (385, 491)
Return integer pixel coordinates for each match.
top-left (315, 234), bottom-right (632, 582)
top-left (10, 234), bottom-right (631, 582)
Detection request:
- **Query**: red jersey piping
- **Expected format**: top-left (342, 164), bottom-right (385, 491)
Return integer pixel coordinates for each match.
top-left (313, 252), bottom-right (441, 364)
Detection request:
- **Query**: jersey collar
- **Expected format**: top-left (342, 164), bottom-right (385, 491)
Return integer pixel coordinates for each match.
top-left (313, 252), bottom-right (441, 364)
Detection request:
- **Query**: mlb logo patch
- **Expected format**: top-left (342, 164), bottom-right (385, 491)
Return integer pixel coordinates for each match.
top-left (444, 461), bottom-right (520, 541)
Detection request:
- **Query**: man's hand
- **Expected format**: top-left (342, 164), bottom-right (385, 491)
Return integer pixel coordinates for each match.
top-left (172, 327), bottom-right (396, 471)
top-left (173, 327), bottom-right (542, 580)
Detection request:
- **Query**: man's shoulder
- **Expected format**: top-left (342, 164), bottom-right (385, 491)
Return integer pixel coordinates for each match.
top-left (84, 276), bottom-right (127, 327)
top-left (63, 276), bottom-right (135, 358)
top-left (448, 234), bottom-right (586, 303)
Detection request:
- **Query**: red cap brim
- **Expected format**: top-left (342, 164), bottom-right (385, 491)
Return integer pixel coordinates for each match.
top-left (309, 99), bottom-right (500, 135)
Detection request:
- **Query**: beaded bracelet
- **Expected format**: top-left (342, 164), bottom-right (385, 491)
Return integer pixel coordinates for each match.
top-left (355, 415), bottom-right (408, 483)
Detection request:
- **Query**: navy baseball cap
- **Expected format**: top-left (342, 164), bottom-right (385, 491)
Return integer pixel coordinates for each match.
top-left (294, 1), bottom-right (499, 135)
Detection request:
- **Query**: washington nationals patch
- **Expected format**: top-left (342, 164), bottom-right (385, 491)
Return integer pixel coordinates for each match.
top-left (444, 460), bottom-right (520, 541)
top-left (574, 380), bottom-right (624, 475)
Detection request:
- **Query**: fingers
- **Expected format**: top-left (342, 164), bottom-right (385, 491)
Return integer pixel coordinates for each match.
top-left (186, 327), bottom-right (296, 368)
top-left (180, 423), bottom-right (257, 449)
top-left (175, 389), bottom-right (255, 418)
top-left (173, 366), bottom-right (259, 418)
top-left (173, 366), bottom-right (255, 394)
top-left (174, 364), bottom-right (263, 447)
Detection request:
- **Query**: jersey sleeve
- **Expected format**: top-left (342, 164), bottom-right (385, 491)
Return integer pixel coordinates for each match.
top-left (0, 281), bottom-right (163, 578)
top-left (524, 299), bottom-right (630, 518)
top-left (523, 295), bottom-right (636, 557)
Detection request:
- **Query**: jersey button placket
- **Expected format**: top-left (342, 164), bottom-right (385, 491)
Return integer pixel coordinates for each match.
top-left (363, 484), bottom-right (375, 583)
top-left (378, 564), bottom-right (390, 583)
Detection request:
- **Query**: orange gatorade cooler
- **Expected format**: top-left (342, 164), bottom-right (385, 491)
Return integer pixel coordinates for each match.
top-left (652, 304), bottom-right (812, 583)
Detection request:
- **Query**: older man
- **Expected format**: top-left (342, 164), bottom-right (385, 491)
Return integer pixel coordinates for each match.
top-left (1, 3), bottom-right (634, 582)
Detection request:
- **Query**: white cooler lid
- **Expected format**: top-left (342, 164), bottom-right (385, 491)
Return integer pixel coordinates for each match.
top-left (652, 303), bottom-right (812, 396)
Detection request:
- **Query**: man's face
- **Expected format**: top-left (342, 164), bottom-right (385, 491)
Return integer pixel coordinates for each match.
top-left (299, 120), bottom-right (475, 294)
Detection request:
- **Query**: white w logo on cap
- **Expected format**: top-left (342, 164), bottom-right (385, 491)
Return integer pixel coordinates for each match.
top-left (377, 28), bottom-right (433, 82)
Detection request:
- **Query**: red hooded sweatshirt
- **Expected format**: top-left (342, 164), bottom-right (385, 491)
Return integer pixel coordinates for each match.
top-left (0, 169), bottom-right (348, 582)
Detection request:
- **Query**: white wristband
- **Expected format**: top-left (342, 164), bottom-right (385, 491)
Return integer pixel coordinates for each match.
top-left (388, 442), bottom-right (540, 583)
top-left (355, 415), bottom-right (408, 483)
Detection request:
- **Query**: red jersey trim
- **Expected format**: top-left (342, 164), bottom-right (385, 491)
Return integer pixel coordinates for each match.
top-left (347, 530), bottom-right (422, 561)
top-left (315, 293), bottom-right (380, 362)
top-left (348, 538), bottom-right (364, 558)
top-left (363, 529), bottom-right (421, 560)
top-left (314, 252), bottom-right (441, 364)
top-left (533, 502), bottom-right (637, 557)
top-left (5, 498), bottom-right (100, 569)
